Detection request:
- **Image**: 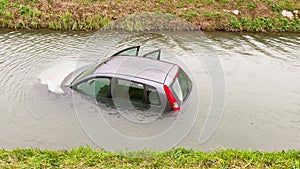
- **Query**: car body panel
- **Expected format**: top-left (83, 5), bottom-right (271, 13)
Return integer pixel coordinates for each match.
top-left (69, 73), bottom-right (169, 112)
top-left (94, 56), bottom-right (175, 84)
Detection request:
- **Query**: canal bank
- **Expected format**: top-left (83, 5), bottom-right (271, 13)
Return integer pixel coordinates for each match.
top-left (0, 147), bottom-right (299, 168)
top-left (0, 0), bottom-right (299, 32)
top-left (1, 7), bottom-right (300, 168)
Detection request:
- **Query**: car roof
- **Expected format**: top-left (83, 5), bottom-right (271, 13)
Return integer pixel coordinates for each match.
top-left (94, 55), bottom-right (176, 83)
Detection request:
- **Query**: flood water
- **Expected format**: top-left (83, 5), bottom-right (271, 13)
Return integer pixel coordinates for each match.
top-left (0, 28), bottom-right (299, 151)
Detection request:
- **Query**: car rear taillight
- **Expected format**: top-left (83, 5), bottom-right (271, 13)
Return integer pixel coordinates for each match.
top-left (164, 85), bottom-right (180, 111)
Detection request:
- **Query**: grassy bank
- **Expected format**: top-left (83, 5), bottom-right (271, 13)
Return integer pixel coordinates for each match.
top-left (0, 147), bottom-right (299, 168)
top-left (0, 0), bottom-right (299, 31)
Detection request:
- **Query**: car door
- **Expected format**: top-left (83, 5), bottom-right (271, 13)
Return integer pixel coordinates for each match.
top-left (73, 77), bottom-right (113, 105)
top-left (142, 49), bottom-right (161, 60)
top-left (112, 78), bottom-right (162, 112)
top-left (112, 46), bottom-right (140, 57)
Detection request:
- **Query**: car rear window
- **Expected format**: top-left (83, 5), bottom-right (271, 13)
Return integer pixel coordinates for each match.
top-left (170, 68), bottom-right (192, 102)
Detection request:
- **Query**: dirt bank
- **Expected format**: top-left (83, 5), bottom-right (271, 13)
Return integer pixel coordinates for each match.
top-left (0, 0), bottom-right (299, 31)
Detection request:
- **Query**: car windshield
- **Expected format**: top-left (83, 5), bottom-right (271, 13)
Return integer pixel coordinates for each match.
top-left (170, 68), bottom-right (192, 102)
top-left (72, 63), bottom-right (99, 83)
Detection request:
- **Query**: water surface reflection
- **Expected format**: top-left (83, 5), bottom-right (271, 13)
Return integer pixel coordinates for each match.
top-left (0, 29), bottom-right (299, 151)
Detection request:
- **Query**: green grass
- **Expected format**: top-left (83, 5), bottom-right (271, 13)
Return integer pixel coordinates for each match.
top-left (0, 147), bottom-right (299, 168)
top-left (0, 0), bottom-right (299, 31)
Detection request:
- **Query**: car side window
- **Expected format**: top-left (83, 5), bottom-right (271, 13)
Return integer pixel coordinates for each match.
top-left (113, 79), bottom-right (143, 103)
top-left (113, 79), bottom-right (160, 105)
top-left (76, 78), bottom-right (110, 97)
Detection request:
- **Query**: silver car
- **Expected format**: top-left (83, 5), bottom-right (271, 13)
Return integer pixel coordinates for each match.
top-left (62, 46), bottom-right (192, 113)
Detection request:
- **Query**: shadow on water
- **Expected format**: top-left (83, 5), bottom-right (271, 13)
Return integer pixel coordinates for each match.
top-left (0, 29), bottom-right (299, 151)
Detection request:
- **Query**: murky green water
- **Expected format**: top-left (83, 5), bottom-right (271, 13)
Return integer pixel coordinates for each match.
top-left (0, 29), bottom-right (299, 151)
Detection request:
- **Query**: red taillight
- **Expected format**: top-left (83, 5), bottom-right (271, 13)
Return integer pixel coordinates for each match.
top-left (164, 85), bottom-right (180, 111)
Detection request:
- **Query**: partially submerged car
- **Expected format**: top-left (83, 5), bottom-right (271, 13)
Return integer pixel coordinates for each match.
top-left (61, 46), bottom-right (193, 112)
